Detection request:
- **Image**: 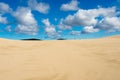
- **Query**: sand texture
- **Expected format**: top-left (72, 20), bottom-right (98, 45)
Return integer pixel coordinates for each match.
top-left (0, 36), bottom-right (120, 80)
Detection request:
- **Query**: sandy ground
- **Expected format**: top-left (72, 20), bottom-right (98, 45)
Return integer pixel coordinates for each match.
top-left (0, 36), bottom-right (120, 80)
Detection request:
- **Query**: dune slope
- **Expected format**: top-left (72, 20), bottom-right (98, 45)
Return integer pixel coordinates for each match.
top-left (0, 36), bottom-right (120, 80)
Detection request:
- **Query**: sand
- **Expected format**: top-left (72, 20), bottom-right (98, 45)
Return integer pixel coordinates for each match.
top-left (0, 36), bottom-right (120, 80)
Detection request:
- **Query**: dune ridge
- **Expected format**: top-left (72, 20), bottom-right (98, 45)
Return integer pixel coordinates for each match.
top-left (0, 35), bottom-right (120, 80)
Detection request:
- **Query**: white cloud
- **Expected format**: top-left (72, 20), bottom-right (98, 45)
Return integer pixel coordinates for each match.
top-left (28, 0), bottom-right (50, 14)
top-left (42, 18), bottom-right (50, 27)
top-left (42, 19), bottom-right (60, 38)
top-left (13, 7), bottom-right (38, 35)
top-left (5, 26), bottom-right (11, 32)
top-left (45, 27), bottom-right (57, 37)
top-left (15, 24), bottom-right (38, 35)
top-left (82, 26), bottom-right (99, 34)
top-left (0, 2), bottom-right (12, 14)
top-left (63, 7), bottom-right (116, 26)
top-left (58, 19), bottom-right (72, 30)
top-left (0, 15), bottom-right (7, 24)
top-left (13, 7), bottom-right (37, 26)
top-left (45, 26), bottom-right (60, 39)
top-left (59, 6), bottom-right (120, 33)
top-left (59, 23), bottom-right (72, 30)
top-left (70, 31), bottom-right (81, 35)
top-left (97, 17), bottom-right (120, 32)
top-left (0, 3), bottom-right (12, 24)
top-left (60, 0), bottom-right (79, 11)
top-left (45, 27), bottom-right (55, 33)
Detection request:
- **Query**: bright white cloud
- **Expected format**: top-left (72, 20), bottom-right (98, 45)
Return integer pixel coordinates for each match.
top-left (13, 7), bottom-right (37, 26)
top-left (97, 17), bottom-right (120, 32)
top-left (0, 2), bottom-right (12, 14)
top-left (59, 6), bottom-right (120, 33)
top-left (13, 7), bottom-right (38, 35)
top-left (45, 27), bottom-right (56, 33)
top-left (28, 0), bottom-right (50, 14)
top-left (63, 7), bottom-right (116, 26)
top-left (15, 24), bottom-right (38, 35)
top-left (42, 19), bottom-right (60, 38)
top-left (82, 26), bottom-right (99, 34)
top-left (60, 0), bottom-right (79, 11)
top-left (0, 15), bottom-right (7, 24)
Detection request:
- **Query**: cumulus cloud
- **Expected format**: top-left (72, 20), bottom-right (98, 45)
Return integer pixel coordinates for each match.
top-left (13, 7), bottom-right (38, 35)
top-left (63, 7), bottom-right (116, 26)
top-left (58, 19), bottom-right (72, 30)
top-left (44, 26), bottom-right (58, 38)
top-left (42, 19), bottom-right (60, 38)
top-left (42, 18), bottom-right (50, 26)
top-left (0, 15), bottom-right (7, 24)
top-left (82, 26), bottom-right (99, 34)
top-left (0, 2), bottom-right (11, 24)
top-left (0, 2), bottom-right (12, 14)
top-left (60, 0), bottom-right (79, 11)
top-left (15, 24), bottom-right (38, 35)
top-left (96, 17), bottom-right (120, 32)
top-left (28, 0), bottom-right (50, 14)
top-left (13, 7), bottom-right (37, 26)
top-left (59, 6), bottom-right (120, 33)
top-left (59, 23), bottom-right (72, 30)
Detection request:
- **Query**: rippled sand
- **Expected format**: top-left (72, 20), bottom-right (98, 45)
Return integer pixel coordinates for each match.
top-left (0, 36), bottom-right (120, 80)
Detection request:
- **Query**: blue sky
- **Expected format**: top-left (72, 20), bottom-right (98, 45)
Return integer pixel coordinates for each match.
top-left (0, 0), bottom-right (120, 40)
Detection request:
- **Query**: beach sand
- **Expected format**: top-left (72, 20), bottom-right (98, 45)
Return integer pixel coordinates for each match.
top-left (0, 36), bottom-right (120, 80)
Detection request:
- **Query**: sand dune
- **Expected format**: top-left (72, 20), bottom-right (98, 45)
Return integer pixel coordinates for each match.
top-left (0, 35), bottom-right (120, 80)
